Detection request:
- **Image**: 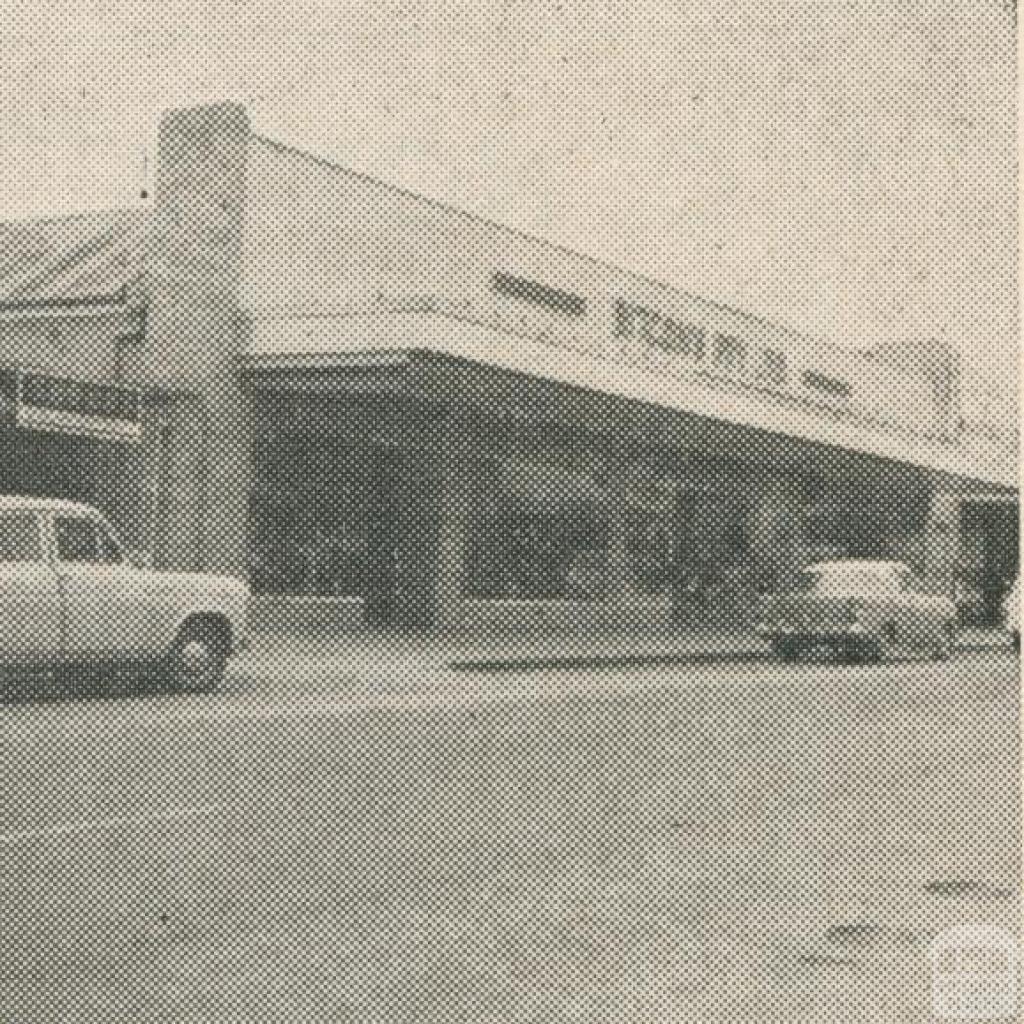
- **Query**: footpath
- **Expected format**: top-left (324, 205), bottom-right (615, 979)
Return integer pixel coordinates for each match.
top-left (235, 624), bottom-right (1011, 684)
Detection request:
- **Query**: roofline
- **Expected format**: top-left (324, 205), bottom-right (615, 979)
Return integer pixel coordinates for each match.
top-left (251, 132), bottom-right (861, 357)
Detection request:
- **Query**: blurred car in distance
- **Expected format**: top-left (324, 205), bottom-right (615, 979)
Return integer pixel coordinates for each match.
top-left (757, 560), bottom-right (957, 664)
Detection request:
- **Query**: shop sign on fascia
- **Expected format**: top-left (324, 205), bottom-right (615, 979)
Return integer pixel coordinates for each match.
top-left (2, 369), bottom-right (142, 442)
top-left (613, 299), bottom-right (708, 363)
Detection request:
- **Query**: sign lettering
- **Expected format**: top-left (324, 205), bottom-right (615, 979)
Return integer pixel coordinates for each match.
top-left (614, 300), bottom-right (706, 360)
top-left (0, 368), bottom-right (141, 441)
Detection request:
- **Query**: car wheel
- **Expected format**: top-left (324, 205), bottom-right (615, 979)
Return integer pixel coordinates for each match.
top-left (166, 623), bottom-right (227, 694)
top-left (772, 639), bottom-right (800, 663)
top-left (841, 642), bottom-right (867, 666)
top-left (869, 624), bottom-right (898, 664)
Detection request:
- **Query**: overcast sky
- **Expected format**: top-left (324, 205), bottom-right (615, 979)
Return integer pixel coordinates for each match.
top-left (0, 1), bottom-right (1018, 393)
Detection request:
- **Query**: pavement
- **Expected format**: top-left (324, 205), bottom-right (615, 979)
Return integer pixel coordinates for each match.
top-left (1, 647), bottom-right (1019, 1023)
top-left (237, 622), bottom-right (1011, 682)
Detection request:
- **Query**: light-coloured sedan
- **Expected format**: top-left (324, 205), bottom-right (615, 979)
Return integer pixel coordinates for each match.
top-left (757, 560), bottom-right (957, 664)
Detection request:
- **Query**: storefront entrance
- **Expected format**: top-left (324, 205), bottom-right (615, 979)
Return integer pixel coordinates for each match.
top-left (249, 395), bottom-right (448, 631)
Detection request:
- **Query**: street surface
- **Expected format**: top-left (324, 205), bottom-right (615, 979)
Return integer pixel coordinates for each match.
top-left (1, 649), bottom-right (1019, 1022)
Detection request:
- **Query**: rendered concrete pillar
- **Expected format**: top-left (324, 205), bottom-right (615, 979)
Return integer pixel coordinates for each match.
top-left (154, 396), bottom-right (203, 572)
top-left (141, 103), bottom-right (252, 581)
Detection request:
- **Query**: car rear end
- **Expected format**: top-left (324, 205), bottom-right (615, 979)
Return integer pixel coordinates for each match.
top-left (758, 590), bottom-right (874, 660)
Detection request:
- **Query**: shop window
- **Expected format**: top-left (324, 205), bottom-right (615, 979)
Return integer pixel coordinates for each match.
top-left (465, 500), bottom-right (609, 600)
top-left (0, 512), bottom-right (41, 563)
top-left (248, 440), bottom-right (375, 598)
top-left (713, 334), bottom-right (747, 373)
top-left (755, 348), bottom-right (787, 386)
top-left (626, 507), bottom-right (674, 596)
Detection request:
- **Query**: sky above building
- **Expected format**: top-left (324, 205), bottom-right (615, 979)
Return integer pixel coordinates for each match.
top-left (0, 1), bottom-right (1018, 396)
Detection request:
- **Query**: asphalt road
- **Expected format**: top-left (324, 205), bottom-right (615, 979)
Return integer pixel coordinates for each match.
top-left (1, 650), bottom-right (1019, 1023)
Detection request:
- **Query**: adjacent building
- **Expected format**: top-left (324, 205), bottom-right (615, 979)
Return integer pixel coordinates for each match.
top-left (0, 103), bottom-right (1017, 632)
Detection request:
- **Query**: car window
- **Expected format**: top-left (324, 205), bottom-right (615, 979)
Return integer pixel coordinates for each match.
top-left (55, 517), bottom-right (122, 564)
top-left (55, 517), bottom-right (101, 563)
top-left (0, 512), bottom-right (42, 563)
top-left (94, 520), bottom-right (124, 564)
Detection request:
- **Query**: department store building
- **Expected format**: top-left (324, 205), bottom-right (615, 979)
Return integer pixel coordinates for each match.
top-left (0, 103), bottom-right (1017, 632)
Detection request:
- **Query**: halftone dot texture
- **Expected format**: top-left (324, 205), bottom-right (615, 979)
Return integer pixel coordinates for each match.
top-left (1, 2), bottom-right (1019, 1021)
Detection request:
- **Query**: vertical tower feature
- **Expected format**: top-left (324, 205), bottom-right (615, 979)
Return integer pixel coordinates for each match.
top-left (145, 103), bottom-right (252, 576)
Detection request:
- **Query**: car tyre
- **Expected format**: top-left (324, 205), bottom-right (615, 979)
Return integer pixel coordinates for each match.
top-left (869, 624), bottom-right (898, 664)
top-left (772, 639), bottom-right (800, 664)
top-left (166, 622), bottom-right (227, 695)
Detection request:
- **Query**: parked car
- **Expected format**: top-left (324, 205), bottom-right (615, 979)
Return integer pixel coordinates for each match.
top-left (0, 495), bottom-right (249, 694)
top-left (1001, 579), bottom-right (1019, 654)
top-left (757, 560), bottom-right (957, 664)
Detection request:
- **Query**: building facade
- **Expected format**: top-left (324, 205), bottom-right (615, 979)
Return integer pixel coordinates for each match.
top-left (0, 102), bottom-right (1018, 632)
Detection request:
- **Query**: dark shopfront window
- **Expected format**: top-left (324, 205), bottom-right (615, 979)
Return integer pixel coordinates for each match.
top-left (249, 506), bottom-right (369, 598)
top-left (465, 501), bottom-right (610, 600)
top-left (248, 439), bottom-right (374, 599)
top-left (462, 465), bottom-right (676, 602)
top-left (625, 504), bottom-right (674, 597)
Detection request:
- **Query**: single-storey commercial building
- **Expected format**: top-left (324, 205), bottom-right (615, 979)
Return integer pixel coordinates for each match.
top-left (0, 103), bottom-right (1017, 632)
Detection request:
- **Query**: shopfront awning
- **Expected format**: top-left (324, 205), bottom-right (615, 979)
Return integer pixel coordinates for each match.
top-left (239, 313), bottom-right (1017, 494)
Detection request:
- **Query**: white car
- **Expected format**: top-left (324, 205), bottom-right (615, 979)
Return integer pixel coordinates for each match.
top-left (1001, 579), bottom-right (1019, 655)
top-left (0, 495), bottom-right (249, 693)
top-left (758, 560), bottom-right (958, 663)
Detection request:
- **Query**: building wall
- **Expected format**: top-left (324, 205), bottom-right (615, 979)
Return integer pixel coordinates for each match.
top-left (241, 135), bottom-right (951, 442)
top-left (0, 306), bottom-right (142, 383)
top-left (126, 102), bottom-right (1011, 625)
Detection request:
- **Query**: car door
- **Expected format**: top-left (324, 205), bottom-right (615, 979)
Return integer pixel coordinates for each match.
top-left (52, 513), bottom-right (155, 662)
top-left (0, 510), bottom-right (62, 668)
